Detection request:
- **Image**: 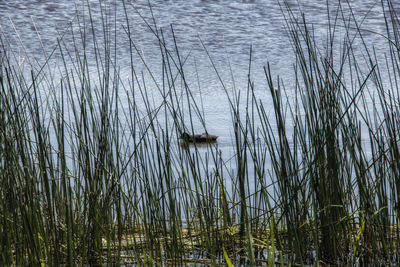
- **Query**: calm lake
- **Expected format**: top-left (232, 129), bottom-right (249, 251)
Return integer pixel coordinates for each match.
top-left (0, 0), bottom-right (394, 183)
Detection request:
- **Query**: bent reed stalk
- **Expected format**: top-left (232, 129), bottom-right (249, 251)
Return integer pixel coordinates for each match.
top-left (1, 0), bottom-right (400, 266)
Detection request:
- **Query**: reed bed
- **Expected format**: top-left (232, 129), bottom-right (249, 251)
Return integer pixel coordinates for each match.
top-left (1, 0), bottom-right (400, 266)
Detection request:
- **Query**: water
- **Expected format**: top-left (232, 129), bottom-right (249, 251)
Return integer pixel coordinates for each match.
top-left (0, 0), bottom-right (394, 181)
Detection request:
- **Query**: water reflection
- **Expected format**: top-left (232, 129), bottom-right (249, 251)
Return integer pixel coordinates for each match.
top-left (0, 0), bottom-right (396, 186)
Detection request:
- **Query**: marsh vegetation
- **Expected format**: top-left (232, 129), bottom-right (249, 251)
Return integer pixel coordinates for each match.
top-left (1, 0), bottom-right (400, 266)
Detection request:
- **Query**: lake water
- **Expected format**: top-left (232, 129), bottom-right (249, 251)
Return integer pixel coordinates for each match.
top-left (0, 0), bottom-right (395, 183)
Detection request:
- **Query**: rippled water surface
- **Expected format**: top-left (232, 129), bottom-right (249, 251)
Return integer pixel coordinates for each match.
top-left (0, 0), bottom-right (394, 174)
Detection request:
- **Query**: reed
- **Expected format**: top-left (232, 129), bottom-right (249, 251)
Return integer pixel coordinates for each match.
top-left (1, 0), bottom-right (400, 266)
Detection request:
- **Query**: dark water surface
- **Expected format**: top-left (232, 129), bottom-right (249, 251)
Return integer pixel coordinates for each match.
top-left (0, 0), bottom-right (392, 181)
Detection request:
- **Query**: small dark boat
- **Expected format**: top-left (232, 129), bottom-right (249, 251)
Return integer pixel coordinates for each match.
top-left (180, 132), bottom-right (218, 143)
